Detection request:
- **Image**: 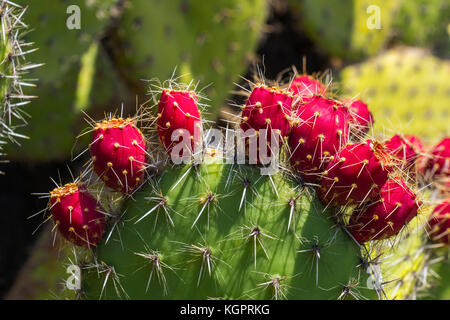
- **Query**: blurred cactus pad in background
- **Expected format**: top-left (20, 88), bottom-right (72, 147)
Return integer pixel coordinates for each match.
top-left (0, 0), bottom-right (449, 300)
top-left (3, 0), bottom-right (268, 162)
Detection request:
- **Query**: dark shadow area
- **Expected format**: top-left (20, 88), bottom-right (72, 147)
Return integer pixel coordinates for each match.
top-left (0, 160), bottom-right (79, 298)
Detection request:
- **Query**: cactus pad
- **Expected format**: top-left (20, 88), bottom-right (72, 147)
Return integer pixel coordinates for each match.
top-left (340, 47), bottom-right (450, 141)
top-left (108, 0), bottom-right (268, 120)
top-left (291, 0), bottom-right (399, 59)
top-left (4, 0), bottom-right (124, 162)
top-left (82, 159), bottom-right (377, 299)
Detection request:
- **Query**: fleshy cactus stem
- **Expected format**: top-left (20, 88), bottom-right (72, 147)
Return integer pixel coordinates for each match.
top-left (0, 1), bottom-right (41, 173)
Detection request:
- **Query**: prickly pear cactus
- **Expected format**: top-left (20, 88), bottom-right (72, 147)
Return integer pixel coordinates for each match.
top-left (0, 1), bottom-right (40, 172)
top-left (107, 0), bottom-right (267, 120)
top-left (38, 72), bottom-right (435, 300)
top-left (4, 0), bottom-right (127, 162)
top-left (290, 0), bottom-right (399, 60)
top-left (340, 47), bottom-right (450, 141)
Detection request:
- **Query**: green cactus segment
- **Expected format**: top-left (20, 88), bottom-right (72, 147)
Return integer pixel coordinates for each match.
top-left (79, 43), bottom-right (133, 119)
top-left (427, 253), bottom-right (450, 300)
top-left (109, 0), bottom-right (267, 120)
top-left (0, 2), bottom-right (40, 172)
top-left (15, 0), bottom-right (116, 83)
top-left (340, 47), bottom-right (450, 141)
top-left (82, 160), bottom-right (377, 299)
top-left (292, 0), bottom-right (399, 59)
top-left (76, 43), bottom-right (99, 112)
top-left (369, 216), bottom-right (429, 300)
top-left (5, 0), bottom-right (129, 161)
top-left (393, 0), bottom-right (450, 54)
top-left (0, 2), bottom-right (16, 158)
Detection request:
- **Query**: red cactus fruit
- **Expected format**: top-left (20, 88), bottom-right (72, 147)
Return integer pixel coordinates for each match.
top-left (424, 137), bottom-right (450, 180)
top-left (49, 183), bottom-right (106, 247)
top-left (345, 99), bottom-right (374, 135)
top-left (157, 89), bottom-right (202, 157)
top-left (427, 198), bottom-right (450, 245)
top-left (385, 134), bottom-right (424, 169)
top-left (289, 96), bottom-right (350, 182)
top-left (90, 118), bottom-right (147, 194)
top-left (288, 75), bottom-right (325, 100)
top-left (319, 139), bottom-right (394, 206)
top-left (240, 85), bottom-right (293, 164)
top-left (347, 177), bottom-right (419, 243)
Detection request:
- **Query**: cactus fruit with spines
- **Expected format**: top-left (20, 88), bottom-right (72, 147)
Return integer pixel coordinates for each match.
top-left (385, 134), bottom-right (424, 171)
top-left (49, 182), bottom-right (106, 247)
top-left (240, 85), bottom-right (292, 165)
top-left (345, 99), bottom-right (374, 137)
top-left (288, 75), bottom-right (326, 100)
top-left (7, 0), bottom-right (447, 300)
top-left (157, 89), bottom-right (203, 155)
top-left (340, 47), bottom-right (450, 141)
top-left (339, 50), bottom-right (450, 296)
top-left (289, 96), bottom-right (349, 182)
top-left (347, 177), bottom-right (420, 243)
top-left (90, 118), bottom-right (148, 194)
top-left (0, 1), bottom-right (41, 172)
top-left (423, 138), bottom-right (450, 184)
top-left (428, 199), bottom-right (450, 245)
top-left (107, 0), bottom-right (268, 121)
top-left (318, 140), bottom-right (394, 206)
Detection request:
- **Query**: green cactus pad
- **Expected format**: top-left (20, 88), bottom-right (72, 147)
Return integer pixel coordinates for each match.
top-left (108, 0), bottom-right (267, 120)
top-left (369, 215), bottom-right (429, 300)
top-left (0, 2), bottom-right (40, 172)
top-left (340, 47), bottom-right (450, 142)
top-left (4, 0), bottom-right (126, 162)
top-left (393, 0), bottom-right (450, 55)
top-left (81, 159), bottom-right (379, 299)
top-left (16, 0), bottom-right (116, 83)
top-left (290, 0), bottom-right (399, 60)
top-left (427, 254), bottom-right (450, 299)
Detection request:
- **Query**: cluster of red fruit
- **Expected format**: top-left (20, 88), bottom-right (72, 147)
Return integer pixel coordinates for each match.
top-left (48, 88), bottom-right (203, 247)
top-left (239, 75), bottom-right (449, 244)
